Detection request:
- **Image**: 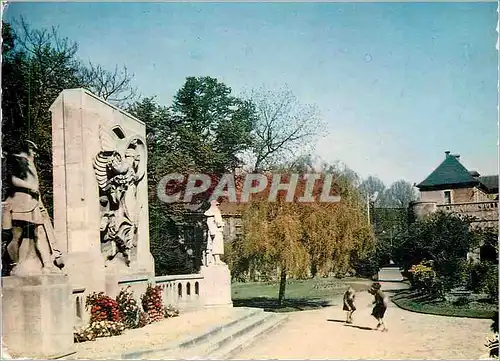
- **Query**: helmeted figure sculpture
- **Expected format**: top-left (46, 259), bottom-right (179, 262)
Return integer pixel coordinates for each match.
top-left (203, 200), bottom-right (225, 266)
top-left (93, 126), bottom-right (145, 267)
top-left (2, 140), bottom-right (64, 276)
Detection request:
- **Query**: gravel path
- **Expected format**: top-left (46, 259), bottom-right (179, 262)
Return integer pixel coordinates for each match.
top-left (231, 290), bottom-right (492, 360)
top-left (74, 307), bottom-right (249, 359)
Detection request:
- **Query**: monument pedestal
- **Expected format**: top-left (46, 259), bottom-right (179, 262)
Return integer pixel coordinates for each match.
top-left (2, 275), bottom-right (74, 359)
top-left (200, 264), bottom-right (233, 308)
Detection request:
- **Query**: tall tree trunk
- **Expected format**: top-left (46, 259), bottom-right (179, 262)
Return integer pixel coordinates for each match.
top-left (278, 266), bottom-right (287, 307)
top-left (311, 261), bottom-right (318, 278)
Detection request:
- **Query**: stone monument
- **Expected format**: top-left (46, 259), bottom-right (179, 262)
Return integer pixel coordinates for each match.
top-left (50, 89), bottom-right (154, 307)
top-left (200, 200), bottom-right (232, 307)
top-left (1, 140), bottom-right (74, 359)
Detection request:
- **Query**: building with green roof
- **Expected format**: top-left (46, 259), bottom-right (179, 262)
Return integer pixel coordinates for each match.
top-left (411, 151), bottom-right (498, 262)
top-left (415, 151), bottom-right (498, 204)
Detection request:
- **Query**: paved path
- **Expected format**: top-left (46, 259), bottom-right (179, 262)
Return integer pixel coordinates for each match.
top-left (231, 287), bottom-right (492, 360)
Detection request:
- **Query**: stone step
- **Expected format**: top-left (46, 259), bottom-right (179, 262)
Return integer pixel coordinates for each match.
top-left (377, 267), bottom-right (404, 282)
top-left (187, 312), bottom-right (278, 359)
top-left (204, 313), bottom-right (288, 360)
top-left (148, 310), bottom-right (273, 359)
top-left (121, 307), bottom-right (263, 359)
top-left (137, 308), bottom-right (287, 360)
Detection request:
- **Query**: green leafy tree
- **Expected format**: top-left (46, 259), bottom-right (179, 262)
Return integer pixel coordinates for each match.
top-left (1, 19), bottom-right (136, 216)
top-left (127, 96), bottom-right (194, 275)
top-left (128, 77), bottom-right (259, 275)
top-left (393, 211), bottom-right (478, 294)
top-left (172, 76), bottom-right (257, 173)
top-left (1, 20), bottom-right (83, 210)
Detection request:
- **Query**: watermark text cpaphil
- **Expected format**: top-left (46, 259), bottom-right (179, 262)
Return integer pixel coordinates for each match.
top-left (156, 173), bottom-right (341, 203)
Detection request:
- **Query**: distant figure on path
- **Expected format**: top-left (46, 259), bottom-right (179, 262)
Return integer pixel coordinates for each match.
top-left (368, 282), bottom-right (389, 332)
top-left (342, 286), bottom-right (356, 323)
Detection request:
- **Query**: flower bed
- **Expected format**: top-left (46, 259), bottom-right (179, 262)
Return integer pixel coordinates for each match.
top-left (74, 283), bottom-right (179, 343)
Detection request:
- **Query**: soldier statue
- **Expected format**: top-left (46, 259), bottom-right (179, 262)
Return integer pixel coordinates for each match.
top-left (2, 140), bottom-right (64, 276)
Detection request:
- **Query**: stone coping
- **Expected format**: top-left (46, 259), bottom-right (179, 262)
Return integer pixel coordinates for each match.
top-left (155, 274), bottom-right (204, 282)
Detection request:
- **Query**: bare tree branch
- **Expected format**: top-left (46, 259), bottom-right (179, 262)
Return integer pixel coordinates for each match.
top-left (79, 61), bottom-right (139, 107)
top-left (246, 86), bottom-right (326, 171)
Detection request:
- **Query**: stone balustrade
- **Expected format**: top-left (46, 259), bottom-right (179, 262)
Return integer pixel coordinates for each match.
top-left (437, 200), bottom-right (499, 222)
top-left (72, 287), bottom-right (86, 328)
top-left (72, 273), bottom-right (205, 329)
top-left (154, 274), bottom-right (204, 310)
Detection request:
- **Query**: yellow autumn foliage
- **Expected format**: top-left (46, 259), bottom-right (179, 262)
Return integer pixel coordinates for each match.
top-left (239, 171), bottom-right (375, 280)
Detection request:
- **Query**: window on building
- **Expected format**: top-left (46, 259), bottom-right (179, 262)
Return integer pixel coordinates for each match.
top-left (444, 190), bottom-right (451, 204)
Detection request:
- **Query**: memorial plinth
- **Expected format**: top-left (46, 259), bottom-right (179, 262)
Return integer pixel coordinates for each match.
top-left (2, 275), bottom-right (74, 359)
top-left (200, 264), bottom-right (233, 307)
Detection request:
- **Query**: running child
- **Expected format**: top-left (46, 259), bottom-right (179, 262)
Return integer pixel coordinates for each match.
top-left (342, 286), bottom-right (356, 324)
top-left (368, 282), bottom-right (389, 332)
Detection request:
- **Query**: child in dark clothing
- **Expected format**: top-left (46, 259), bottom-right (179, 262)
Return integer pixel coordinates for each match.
top-left (342, 286), bottom-right (356, 324)
top-left (368, 282), bottom-right (389, 332)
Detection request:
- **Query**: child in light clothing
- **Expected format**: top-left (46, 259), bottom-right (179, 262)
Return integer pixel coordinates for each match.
top-left (342, 286), bottom-right (356, 324)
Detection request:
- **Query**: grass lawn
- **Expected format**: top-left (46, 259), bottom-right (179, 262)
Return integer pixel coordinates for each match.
top-left (391, 289), bottom-right (498, 319)
top-left (231, 277), bottom-right (372, 312)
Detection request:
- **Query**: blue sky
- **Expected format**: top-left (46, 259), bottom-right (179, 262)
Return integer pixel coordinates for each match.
top-left (5, 2), bottom-right (498, 186)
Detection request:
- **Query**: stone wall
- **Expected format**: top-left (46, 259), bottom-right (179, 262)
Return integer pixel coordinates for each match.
top-left (419, 186), bottom-right (490, 205)
top-left (50, 89), bottom-right (155, 325)
top-left (437, 201), bottom-right (499, 228)
top-left (410, 199), bottom-right (498, 226)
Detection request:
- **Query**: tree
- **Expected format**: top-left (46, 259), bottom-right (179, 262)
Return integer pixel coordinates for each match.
top-left (79, 62), bottom-right (138, 107)
top-left (393, 211), bottom-right (477, 294)
top-left (172, 76), bottom-right (257, 174)
top-left (358, 176), bottom-right (386, 207)
top-left (244, 86), bottom-right (325, 171)
top-left (383, 180), bottom-right (418, 208)
top-left (239, 164), bottom-right (374, 307)
top-left (1, 19), bottom-right (137, 215)
top-left (127, 77), bottom-right (259, 275)
top-left (321, 161), bottom-right (361, 188)
top-left (2, 19), bottom-right (84, 211)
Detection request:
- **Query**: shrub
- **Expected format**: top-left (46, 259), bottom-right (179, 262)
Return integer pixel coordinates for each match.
top-left (74, 320), bottom-right (126, 342)
top-left (164, 304), bottom-right (180, 318)
top-left (141, 283), bottom-right (165, 323)
top-left (116, 286), bottom-right (140, 329)
top-left (485, 333), bottom-right (499, 358)
top-left (408, 261), bottom-right (437, 293)
top-left (352, 252), bottom-right (380, 279)
top-left (393, 212), bottom-right (474, 292)
top-left (469, 261), bottom-right (499, 302)
top-left (484, 265), bottom-right (499, 303)
top-left (492, 311), bottom-right (499, 333)
top-left (137, 310), bottom-right (150, 328)
top-left (86, 292), bottom-right (122, 323)
top-left (453, 296), bottom-right (471, 307)
top-left (74, 325), bottom-right (96, 343)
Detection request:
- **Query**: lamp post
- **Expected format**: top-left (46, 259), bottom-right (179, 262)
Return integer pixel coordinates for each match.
top-left (367, 191), bottom-right (379, 226)
top-left (388, 225), bottom-right (398, 265)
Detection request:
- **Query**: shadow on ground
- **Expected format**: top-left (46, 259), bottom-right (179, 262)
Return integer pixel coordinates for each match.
top-left (391, 289), bottom-right (445, 305)
top-left (326, 319), bottom-right (374, 331)
top-left (233, 297), bottom-right (332, 312)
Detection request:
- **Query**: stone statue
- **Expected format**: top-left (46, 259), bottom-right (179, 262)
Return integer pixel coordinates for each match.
top-left (93, 126), bottom-right (145, 267)
top-left (2, 140), bottom-right (64, 276)
top-left (204, 200), bottom-right (225, 266)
